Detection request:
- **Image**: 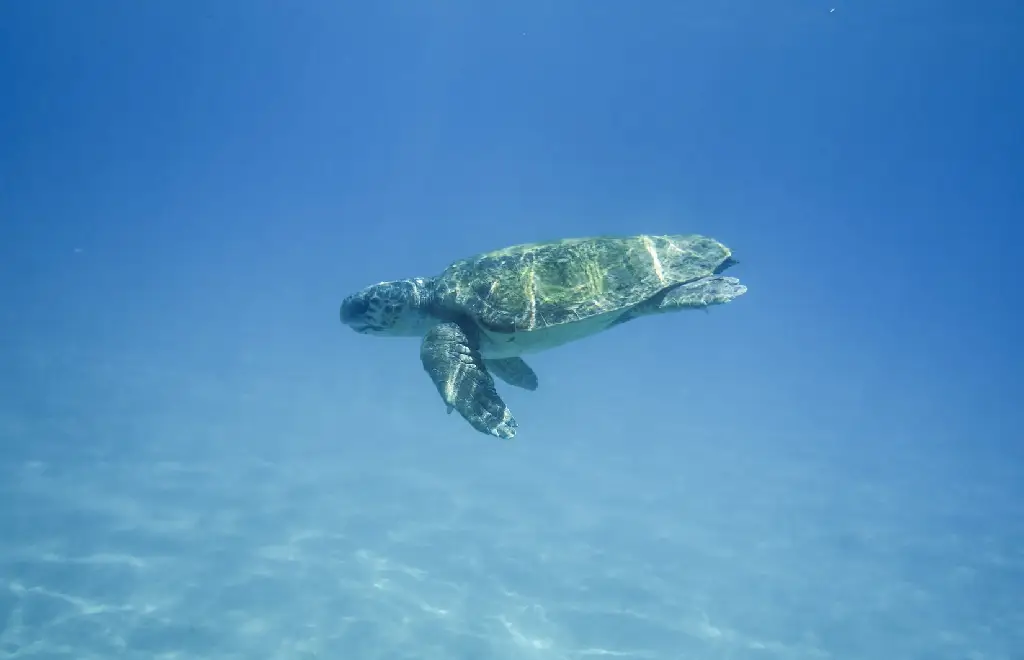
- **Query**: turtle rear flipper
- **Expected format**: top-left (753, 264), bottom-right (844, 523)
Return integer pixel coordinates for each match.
top-left (420, 322), bottom-right (518, 439)
top-left (485, 357), bottom-right (539, 391)
top-left (653, 276), bottom-right (747, 313)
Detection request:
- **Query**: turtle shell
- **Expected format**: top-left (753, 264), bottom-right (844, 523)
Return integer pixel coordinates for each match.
top-left (432, 234), bottom-right (734, 334)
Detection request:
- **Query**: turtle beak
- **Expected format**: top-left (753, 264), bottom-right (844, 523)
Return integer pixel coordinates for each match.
top-left (340, 296), bottom-right (370, 326)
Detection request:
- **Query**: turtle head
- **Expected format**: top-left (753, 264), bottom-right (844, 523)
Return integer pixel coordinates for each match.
top-left (340, 277), bottom-right (436, 337)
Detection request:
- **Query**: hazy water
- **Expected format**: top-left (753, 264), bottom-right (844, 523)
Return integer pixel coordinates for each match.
top-left (1, 348), bottom-right (1021, 659)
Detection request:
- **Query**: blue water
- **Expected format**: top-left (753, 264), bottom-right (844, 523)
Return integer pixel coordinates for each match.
top-left (1, 2), bottom-right (1022, 658)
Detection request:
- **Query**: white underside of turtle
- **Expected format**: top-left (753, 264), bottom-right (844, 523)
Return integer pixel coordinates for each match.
top-left (476, 309), bottom-right (621, 359)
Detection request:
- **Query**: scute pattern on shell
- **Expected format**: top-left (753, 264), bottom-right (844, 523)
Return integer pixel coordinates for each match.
top-left (432, 234), bottom-right (731, 333)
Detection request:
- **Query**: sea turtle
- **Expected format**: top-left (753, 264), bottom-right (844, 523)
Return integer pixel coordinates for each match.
top-left (340, 233), bottom-right (746, 439)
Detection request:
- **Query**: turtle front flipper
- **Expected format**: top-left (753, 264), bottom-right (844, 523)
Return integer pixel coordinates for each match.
top-left (420, 322), bottom-right (518, 439)
top-left (484, 358), bottom-right (539, 391)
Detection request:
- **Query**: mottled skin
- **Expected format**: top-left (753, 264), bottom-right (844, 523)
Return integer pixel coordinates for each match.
top-left (340, 234), bottom-right (746, 439)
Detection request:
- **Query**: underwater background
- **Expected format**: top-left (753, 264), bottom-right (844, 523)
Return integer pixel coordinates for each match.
top-left (1, 1), bottom-right (1022, 658)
